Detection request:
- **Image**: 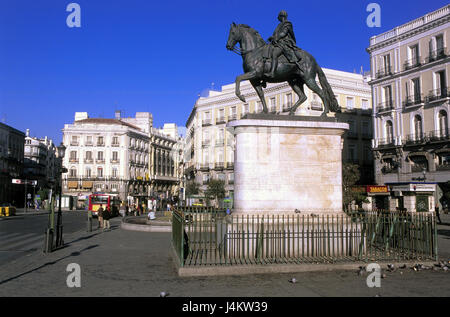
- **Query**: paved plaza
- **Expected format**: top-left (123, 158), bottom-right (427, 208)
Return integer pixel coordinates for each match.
top-left (1, 211), bottom-right (450, 297)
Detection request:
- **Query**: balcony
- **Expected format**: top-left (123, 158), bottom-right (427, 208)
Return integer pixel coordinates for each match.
top-left (428, 130), bottom-right (450, 142)
top-left (282, 102), bottom-right (293, 112)
top-left (70, 141), bottom-right (79, 146)
top-left (426, 47), bottom-right (447, 63)
top-left (85, 141), bottom-right (93, 146)
top-left (96, 159), bottom-right (105, 164)
top-left (202, 140), bottom-right (210, 147)
top-left (228, 114), bottom-right (237, 121)
top-left (404, 133), bottom-right (426, 146)
top-left (376, 67), bottom-right (393, 79)
top-left (215, 139), bottom-right (224, 146)
top-left (228, 179), bottom-right (234, 185)
top-left (403, 57), bottom-right (421, 71)
top-left (96, 142), bottom-right (105, 147)
top-left (69, 158), bottom-right (79, 163)
top-left (84, 158), bottom-right (94, 164)
top-left (425, 87), bottom-right (449, 103)
top-left (199, 164), bottom-right (210, 171)
top-left (436, 163), bottom-right (450, 171)
top-left (376, 138), bottom-right (395, 148)
top-left (310, 101), bottom-right (323, 111)
top-left (226, 162), bottom-right (234, 170)
top-left (110, 159), bottom-right (120, 164)
top-left (376, 101), bottom-right (394, 113)
top-left (403, 94), bottom-right (424, 108)
top-left (216, 117), bottom-right (225, 124)
top-left (214, 162), bottom-right (224, 170)
top-left (202, 119), bottom-right (212, 126)
top-left (111, 142), bottom-right (120, 147)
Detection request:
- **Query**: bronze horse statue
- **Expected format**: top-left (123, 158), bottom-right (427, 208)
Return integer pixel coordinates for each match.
top-left (226, 23), bottom-right (340, 116)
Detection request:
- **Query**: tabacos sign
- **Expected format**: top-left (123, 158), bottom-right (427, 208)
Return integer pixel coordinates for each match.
top-left (366, 185), bottom-right (389, 193)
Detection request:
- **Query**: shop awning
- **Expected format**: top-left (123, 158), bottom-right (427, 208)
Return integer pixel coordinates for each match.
top-left (82, 181), bottom-right (93, 189)
top-left (68, 181), bottom-right (78, 189)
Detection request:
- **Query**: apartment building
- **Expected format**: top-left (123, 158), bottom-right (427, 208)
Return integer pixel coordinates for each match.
top-left (62, 111), bottom-right (181, 205)
top-left (184, 68), bottom-right (372, 204)
top-left (367, 5), bottom-right (450, 211)
top-left (0, 122), bottom-right (25, 205)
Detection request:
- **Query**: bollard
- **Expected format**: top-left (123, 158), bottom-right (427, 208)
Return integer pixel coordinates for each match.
top-left (87, 210), bottom-right (92, 232)
top-left (43, 228), bottom-right (54, 253)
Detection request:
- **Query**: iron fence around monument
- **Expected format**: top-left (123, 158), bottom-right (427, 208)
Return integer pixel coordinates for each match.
top-left (171, 209), bottom-right (438, 267)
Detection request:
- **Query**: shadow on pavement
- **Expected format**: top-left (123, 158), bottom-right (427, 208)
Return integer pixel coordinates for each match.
top-left (0, 244), bottom-right (99, 286)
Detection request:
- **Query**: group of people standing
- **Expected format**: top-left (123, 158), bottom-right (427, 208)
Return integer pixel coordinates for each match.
top-left (96, 204), bottom-right (112, 230)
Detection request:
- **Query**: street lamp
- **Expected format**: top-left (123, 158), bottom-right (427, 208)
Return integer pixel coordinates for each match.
top-left (55, 143), bottom-right (67, 249)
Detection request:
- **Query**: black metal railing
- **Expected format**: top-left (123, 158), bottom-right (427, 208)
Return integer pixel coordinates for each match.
top-left (216, 117), bottom-right (225, 124)
top-left (426, 47), bottom-right (447, 63)
top-left (425, 87), bottom-right (449, 103)
top-left (376, 67), bottom-right (393, 79)
top-left (404, 57), bottom-right (421, 71)
top-left (202, 119), bottom-right (211, 126)
top-left (428, 129), bottom-right (450, 142)
top-left (404, 133), bottom-right (426, 145)
top-left (376, 138), bottom-right (395, 148)
top-left (403, 94), bottom-right (424, 107)
top-left (377, 101), bottom-right (394, 112)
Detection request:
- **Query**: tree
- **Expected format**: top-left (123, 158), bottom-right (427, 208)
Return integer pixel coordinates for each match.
top-left (342, 163), bottom-right (369, 211)
top-left (186, 181), bottom-right (200, 196)
top-left (205, 179), bottom-right (226, 208)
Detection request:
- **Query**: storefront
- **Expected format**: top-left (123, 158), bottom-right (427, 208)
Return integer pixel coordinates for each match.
top-left (387, 183), bottom-right (437, 212)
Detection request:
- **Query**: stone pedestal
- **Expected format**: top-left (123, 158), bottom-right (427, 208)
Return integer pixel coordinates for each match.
top-left (227, 115), bottom-right (348, 215)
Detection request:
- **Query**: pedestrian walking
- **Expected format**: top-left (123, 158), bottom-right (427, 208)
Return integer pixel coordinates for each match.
top-left (119, 202), bottom-right (126, 217)
top-left (97, 204), bottom-right (104, 229)
top-left (435, 204), bottom-right (442, 224)
top-left (103, 206), bottom-right (111, 230)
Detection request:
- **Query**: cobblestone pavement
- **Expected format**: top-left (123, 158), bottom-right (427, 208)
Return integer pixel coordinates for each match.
top-left (1, 214), bottom-right (450, 297)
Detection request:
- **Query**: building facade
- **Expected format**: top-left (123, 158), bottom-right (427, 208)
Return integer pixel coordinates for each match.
top-left (24, 129), bottom-right (59, 196)
top-left (62, 111), bottom-right (182, 207)
top-left (0, 122), bottom-right (25, 206)
top-left (184, 68), bottom-right (372, 205)
top-left (367, 5), bottom-right (450, 212)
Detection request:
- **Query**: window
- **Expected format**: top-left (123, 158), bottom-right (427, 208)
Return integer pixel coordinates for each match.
top-left (362, 99), bottom-right (369, 110)
top-left (383, 86), bottom-right (392, 107)
top-left (97, 151), bottom-right (104, 160)
top-left (86, 136), bottom-right (93, 145)
top-left (97, 167), bottom-right (103, 178)
top-left (256, 101), bottom-right (263, 113)
top-left (434, 70), bottom-right (447, 97)
top-left (112, 136), bottom-right (119, 145)
top-left (362, 121), bottom-right (370, 137)
top-left (346, 97), bottom-right (354, 109)
top-left (408, 44), bottom-right (420, 66)
top-left (348, 144), bottom-right (357, 162)
top-left (385, 120), bottom-right (393, 143)
top-left (411, 78), bottom-right (421, 103)
top-left (112, 151), bottom-right (118, 161)
top-left (270, 97), bottom-right (276, 112)
top-left (438, 110), bottom-right (448, 136)
top-left (219, 109), bottom-right (224, 121)
top-left (285, 93), bottom-right (292, 107)
top-left (69, 167), bottom-right (77, 177)
top-left (70, 151), bottom-right (77, 160)
top-left (85, 167), bottom-right (91, 177)
top-left (112, 167), bottom-right (118, 178)
top-left (243, 103), bottom-right (249, 115)
top-left (97, 136), bottom-right (104, 146)
top-left (218, 173), bottom-right (225, 181)
top-left (414, 115), bottom-right (423, 139)
top-left (383, 54), bottom-right (391, 73)
top-left (85, 151), bottom-right (92, 160)
top-left (348, 120), bottom-right (356, 133)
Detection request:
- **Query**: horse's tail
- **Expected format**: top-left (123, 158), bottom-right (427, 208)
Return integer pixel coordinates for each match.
top-left (316, 65), bottom-right (340, 112)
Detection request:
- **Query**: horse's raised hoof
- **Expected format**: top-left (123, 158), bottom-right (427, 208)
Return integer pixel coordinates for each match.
top-left (237, 95), bottom-right (246, 103)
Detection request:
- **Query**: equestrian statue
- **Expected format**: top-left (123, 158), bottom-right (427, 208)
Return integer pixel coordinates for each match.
top-left (226, 10), bottom-right (340, 116)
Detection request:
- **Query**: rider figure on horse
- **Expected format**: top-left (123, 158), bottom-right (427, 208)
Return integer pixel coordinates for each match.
top-left (266, 10), bottom-right (303, 78)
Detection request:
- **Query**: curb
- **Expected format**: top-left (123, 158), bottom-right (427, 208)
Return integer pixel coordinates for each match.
top-left (120, 218), bottom-right (172, 232)
top-left (174, 258), bottom-right (437, 277)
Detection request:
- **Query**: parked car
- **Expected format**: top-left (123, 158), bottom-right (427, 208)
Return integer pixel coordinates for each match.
top-left (0, 203), bottom-right (16, 217)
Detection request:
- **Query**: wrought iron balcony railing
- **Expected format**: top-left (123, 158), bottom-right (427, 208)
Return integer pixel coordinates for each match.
top-left (376, 101), bottom-right (394, 112)
top-left (426, 47), bottom-right (447, 63)
top-left (376, 67), bottom-right (393, 79)
top-left (216, 117), bottom-right (225, 124)
top-left (202, 119), bottom-right (211, 126)
top-left (428, 129), bottom-right (450, 142)
top-left (376, 138), bottom-right (395, 148)
top-left (404, 133), bottom-right (426, 145)
top-left (403, 94), bottom-right (424, 107)
top-left (425, 87), bottom-right (449, 103)
top-left (403, 57), bottom-right (421, 71)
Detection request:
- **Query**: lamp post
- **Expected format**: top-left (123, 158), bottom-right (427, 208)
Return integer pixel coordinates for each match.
top-left (55, 143), bottom-right (66, 249)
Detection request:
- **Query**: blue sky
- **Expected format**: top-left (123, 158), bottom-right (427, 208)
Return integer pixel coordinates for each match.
top-left (0, 0), bottom-right (447, 143)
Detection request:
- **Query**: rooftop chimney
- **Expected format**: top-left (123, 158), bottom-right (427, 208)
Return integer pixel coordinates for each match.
top-left (115, 110), bottom-right (121, 120)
